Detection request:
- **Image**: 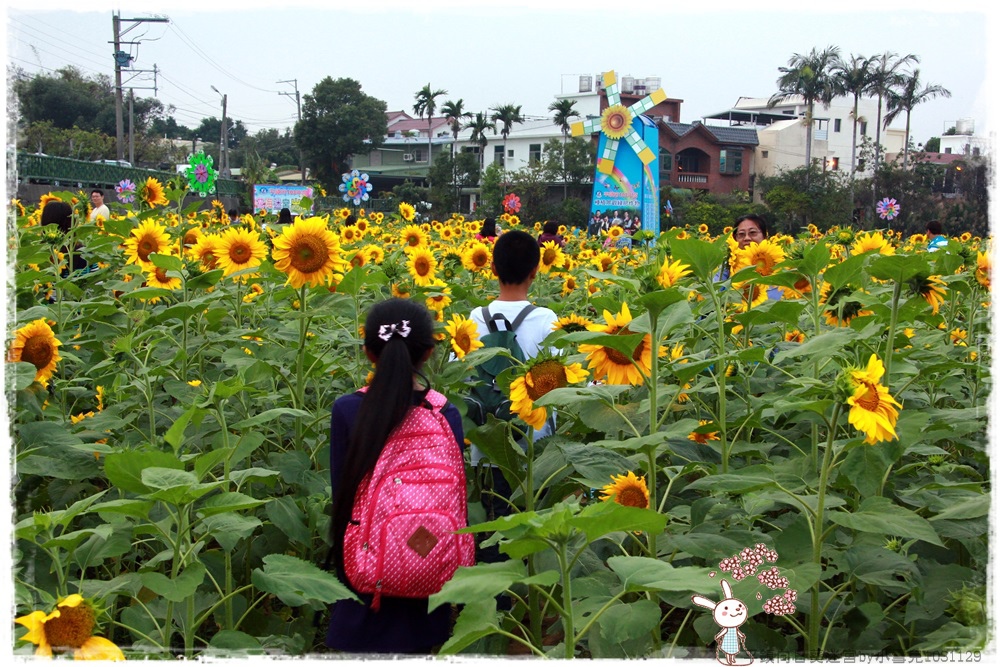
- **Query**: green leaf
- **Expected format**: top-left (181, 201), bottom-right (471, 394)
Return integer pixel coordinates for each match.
top-left (771, 327), bottom-right (858, 364)
top-left (12, 362), bottom-right (41, 390)
top-left (41, 524), bottom-right (113, 550)
top-left (149, 252), bottom-right (184, 273)
top-left (187, 269), bottom-right (224, 290)
top-left (598, 599), bottom-right (661, 644)
top-left (141, 467), bottom-right (221, 505)
top-left (164, 406), bottom-right (206, 452)
top-left (559, 330), bottom-right (647, 359)
top-left (822, 253), bottom-right (868, 290)
top-left (208, 631), bottom-right (264, 653)
top-left (436, 598), bottom-right (499, 654)
top-left (569, 501), bottom-right (667, 542)
top-left (197, 491), bottom-right (267, 517)
top-left (140, 562), bottom-right (207, 602)
top-left (201, 512), bottom-right (262, 552)
top-left (428, 560), bottom-right (526, 611)
top-left (795, 242), bottom-right (831, 277)
top-left (867, 254), bottom-right (929, 283)
top-left (334, 264), bottom-right (388, 296)
top-left (88, 499), bottom-right (154, 519)
top-left (670, 237), bottom-right (728, 283)
top-left (607, 556), bottom-right (718, 594)
top-left (103, 450), bottom-right (185, 494)
top-left (265, 496), bottom-right (311, 546)
top-left (685, 466), bottom-right (777, 494)
top-left (118, 286), bottom-right (173, 301)
top-left (839, 445), bottom-right (889, 497)
top-left (828, 497), bottom-right (944, 546)
top-left (231, 408), bottom-right (313, 429)
top-left (929, 495), bottom-right (989, 522)
top-left (251, 554), bottom-right (358, 606)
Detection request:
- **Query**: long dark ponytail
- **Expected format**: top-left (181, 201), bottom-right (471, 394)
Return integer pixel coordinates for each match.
top-left (330, 298), bottom-right (436, 572)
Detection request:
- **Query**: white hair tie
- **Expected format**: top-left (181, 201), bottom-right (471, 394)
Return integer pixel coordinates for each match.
top-left (377, 320), bottom-right (412, 342)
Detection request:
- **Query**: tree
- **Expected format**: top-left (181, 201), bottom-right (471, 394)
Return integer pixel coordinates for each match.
top-left (923, 136), bottom-right (941, 153)
top-left (548, 98), bottom-right (580, 199)
top-left (440, 99), bottom-right (472, 158)
top-left (464, 112), bottom-right (495, 172)
top-left (832, 53), bottom-right (873, 180)
top-left (295, 77), bottom-right (387, 190)
top-left (490, 103), bottom-right (524, 172)
top-left (884, 69), bottom-right (951, 169)
top-left (413, 83), bottom-right (447, 169)
top-left (427, 150), bottom-right (479, 214)
top-left (866, 52), bottom-right (919, 175)
top-left (768, 45), bottom-right (841, 186)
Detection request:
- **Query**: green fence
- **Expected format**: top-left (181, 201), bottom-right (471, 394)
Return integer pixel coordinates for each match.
top-left (15, 152), bottom-right (244, 197)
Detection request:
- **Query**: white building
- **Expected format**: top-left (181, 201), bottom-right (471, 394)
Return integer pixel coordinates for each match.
top-left (704, 95), bottom-right (906, 178)
top-left (936, 119), bottom-right (990, 157)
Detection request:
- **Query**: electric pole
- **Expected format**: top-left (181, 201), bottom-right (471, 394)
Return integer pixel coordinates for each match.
top-left (111, 12), bottom-right (168, 160)
top-left (278, 79), bottom-right (305, 185)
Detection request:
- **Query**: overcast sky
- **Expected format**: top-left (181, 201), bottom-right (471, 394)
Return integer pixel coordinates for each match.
top-left (6, 0), bottom-right (996, 150)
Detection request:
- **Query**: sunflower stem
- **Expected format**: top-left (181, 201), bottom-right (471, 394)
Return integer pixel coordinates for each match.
top-left (883, 280), bottom-right (902, 386)
top-left (295, 285), bottom-right (310, 441)
top-left (809, 402), bottom-right (842, 658)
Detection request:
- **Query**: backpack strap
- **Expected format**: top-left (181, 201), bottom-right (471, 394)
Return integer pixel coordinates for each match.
top-left (481, 304), bottom-right (536, 333)
top-left (509, 305), bottom-right (537, 332)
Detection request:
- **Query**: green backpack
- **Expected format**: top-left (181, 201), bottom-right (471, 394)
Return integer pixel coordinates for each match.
top-left (466, 304), bottom-right (536, 426)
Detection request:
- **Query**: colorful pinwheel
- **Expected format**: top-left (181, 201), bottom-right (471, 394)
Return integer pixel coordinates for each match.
top-left (115, 179), bottom-right (136, 204)
top-left (185, 152), bottom-right (218, 197)
top-left (339, 170), bottom-right (373, 205)
top-left (876, 197), bottom-right (900, 220)
top-left (502, 193), bottom-right (521, 214)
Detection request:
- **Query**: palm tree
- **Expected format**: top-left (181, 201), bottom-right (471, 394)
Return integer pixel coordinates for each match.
top-left (884, 69), bottom-right (951, 170)
top-left (548, 98), bottom-right (580, 199)
top-left (832, 53), bottom-right (874, 180)
top-left (490, 103), bottom-right (524, 171)
top-left (440, 99), bottom-right (472, 158)
top-left (866, 52), bottom-right (919, 172)
top-left (413, 83), bottom-right (447, 168)
top-left (768, 45), bottom-right (841, 186)
top-left (464, 111), bottom-right (495, 172)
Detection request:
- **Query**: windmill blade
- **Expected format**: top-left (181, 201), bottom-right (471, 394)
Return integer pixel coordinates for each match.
top-left (602, 71), bottom-right (621, 108)
top-left (597, 137), bottom-right (620, 175)
top-left (623, 126), bottom-right (656, 165)
top-left (571, 116), bottom-right (603, 137)
top-left (629, 88), bottom-right (668, 116)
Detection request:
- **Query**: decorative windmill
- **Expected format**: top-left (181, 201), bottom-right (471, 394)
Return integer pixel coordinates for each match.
top-left (571, 71), bottom-right (667, 175)
top-left (573, 71), bottom-right (667, 236)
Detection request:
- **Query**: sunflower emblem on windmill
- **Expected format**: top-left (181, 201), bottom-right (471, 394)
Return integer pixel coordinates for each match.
top-left (571, 70), bottom-right (667, 175)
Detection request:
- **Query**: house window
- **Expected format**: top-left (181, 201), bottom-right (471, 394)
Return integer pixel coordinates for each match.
top-left (945, 147), bottom-right (952, 154)
top-left (494, 145), bottom-right (505, 165)
top-left (659, 149), bottom-right (672, 172)
top-left (529, 143), bottom-right (542, 166)
top-left (834, 119), bottom-right (841, 133)
top-left (973, 147), bottom-right (981, 157)
top-left (762, 150), bottom-right (769, 159)
top-left (414, 148), bottom-right (427, 163)
top-left (860, 121), bottom-right (868, 136)
top-left (719, 149), bottom-right (743, 174)
top-left (826, 157), bottom-right (839, 171)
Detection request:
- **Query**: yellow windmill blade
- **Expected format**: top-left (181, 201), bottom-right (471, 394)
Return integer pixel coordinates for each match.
top-left (622, 125), bottom-right (657, 165)
top-left (628, 87), bottom-right (668, 116)
top-left (602, 70), bottom-right (622, 108)
top-left (596, 138), bottom-right (620, 175)
top-left (571, 116), bottom-right (603, 137)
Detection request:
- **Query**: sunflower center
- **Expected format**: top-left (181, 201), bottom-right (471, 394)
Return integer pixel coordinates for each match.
top-left (406, 235), bottom-right (420, 247)
top-left (137, 237), bottom-right (157, 261)
top-left (455, 330), bottom-right (472, 352)
top-left (291, 236), bottom-right (330, 274)
top-left (201, 251), bottom-right (218, 270)
top-left (43, 604), bottom-right (95, 649)
top-left (856, 384), bottom-right (881, 412)
top-left (414, 257), bottom-right (432, 277)
top-left (21, 335), bottom-right (55, 371)
top-left (615, 486), bottom-right (648, 508)
top-left (154, 267), bottom-right (170, 283)
top-left (230, 242), bottom-right (250, 263)
top-left (525, 360), bottom-right (567, 400)
top-left (542, 248), bottom-right (557, 265)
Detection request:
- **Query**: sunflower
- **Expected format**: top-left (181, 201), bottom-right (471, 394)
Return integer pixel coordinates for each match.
top-left (605, 225), bottom-right (624, 241)
top-left (243, 283), bottom-right (265, 303)
top-left (850, 231), bottom-right (895, 256)
top-left (781, 275), bottom-right (813, 300)
top-left (424, 279), bottom-right (451, 312)
top-left (845, 355), bottom-right (902, 445)
top-left (445, 314), bottom-right (484, 359)
top-left (578, 303), bottom-right (662, 386)
top-left (340, 225), bottom-right (362, 244)
top-left (406, 246), bottom-right (438, 286)
top-left (687, 420), bottom-right (721, 444)
top-left (399, 223), bottom-right (429, 249)
top-left (975, 251), bottom-right (990, 289)
top-left (656, 258), bottom-right (692, 288)
top-left (461, 241), bottom-right (492, 273)
top-left (362, 244), bottom-right (385, 265)
top-left (188, 234), bottom-right (221, 271)
top-left (139, 177), bottom-right (168, 207)
top-left (908, 274), bottom-right (947, 314)
top-left (599, 471), bottom-right (649, 509)
top-left (820, 282), bottom-right (873, 327)
top-left (145, 265), bottom-right (182, 290)
top-left (553, 313), bottom-right (592, 334)
top-left (15, 593), bottom-right (124, 660)
top-left (591, 251), bottom-right (616, 273)
top-left (270, 216), bottom-right (345, 288)
top-left (784, 330), bottom-right (805, 343)
top-left (539, 241), bottom-right (565, 273)
top-left (399, 202), bottom-right (416, 222)
top-left (732, 239), bottom-right (785, 277)
top-left (8, 319), bottom-right (62, 387)
top-left (216, 227), bottom-right (268, 279)
top-left (561, 274), bottom-right (579, 296)
top-left (123, 219), bottom-right (171, 269)
top-left (735, 283), bottom-right (772, 312)
top-left (182, 226), bottom-right (205, 248)
top-left (950, 328), bottom-right (968, 346)
top-left (509, 356), bottom-right (588, 429)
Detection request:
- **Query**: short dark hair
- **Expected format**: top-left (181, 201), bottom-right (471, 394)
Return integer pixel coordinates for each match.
top-left (344, 214), bottom-right (357, 227)
top-left (493, 230), bottom-right (540, 284)
top-left (278, 208), bottom-right (292, 224)
top-left (41, 201), bottom-right (74, 233)
top-left (542, 220), bottom-right (559, 235)
top-left (91, 189), bottom-right (103, 197)
top-left (734, 214), bottom-right (768, 238)
top-left (926, 219), bottom-right (943, 235)
top-left (480, 217), bottom-right (497, 237)
top-left (228, 208), bottom-right (238, 217)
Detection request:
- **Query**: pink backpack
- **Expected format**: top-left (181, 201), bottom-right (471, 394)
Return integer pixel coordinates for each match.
top-left (343, 388), bottom-right (475, 611)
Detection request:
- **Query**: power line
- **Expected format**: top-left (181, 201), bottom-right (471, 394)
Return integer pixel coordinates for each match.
top-left (9, 18), bottom-right (113, 71)
top-left (168, 22), bottom-right (282, 95)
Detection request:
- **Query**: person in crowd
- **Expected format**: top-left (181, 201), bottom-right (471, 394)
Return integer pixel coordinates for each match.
top-left (277, 208), bottom-right (293, 225)
top-left (326, 298), bottom-right (463, 653)
top-left (926, 220), bottom-right (948, 252)
top-left (716, 214), bottom-right (781, 301)
top-left (88, 190), bottom-right (109, 223)
top-left (537, 220), bottom-right (565, 248)
top-left (476, 217), bottom-right (498, 241)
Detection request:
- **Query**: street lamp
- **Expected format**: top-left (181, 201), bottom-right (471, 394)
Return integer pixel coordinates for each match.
top-left (210, 86), bottom-right (229, 177)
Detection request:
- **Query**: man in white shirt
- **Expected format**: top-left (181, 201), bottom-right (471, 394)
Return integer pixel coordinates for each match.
top-left (88, 190), bottom-right (109, 222)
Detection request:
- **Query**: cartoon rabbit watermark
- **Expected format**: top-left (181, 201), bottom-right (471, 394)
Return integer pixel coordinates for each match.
top-left (692, 578), bottom-right (754, 666)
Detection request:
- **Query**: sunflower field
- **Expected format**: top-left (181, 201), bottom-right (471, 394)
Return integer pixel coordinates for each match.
top-left (8, 186), bottom-right (991, 659)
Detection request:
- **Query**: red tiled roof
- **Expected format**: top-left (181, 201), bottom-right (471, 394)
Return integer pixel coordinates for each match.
top-left (917, 152), bottom-right (967, 165)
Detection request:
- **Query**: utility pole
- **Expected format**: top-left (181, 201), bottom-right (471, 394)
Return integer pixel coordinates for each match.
top-left (128, 89), bottom-right (134, 164)
top-left (111, 12), bottom-right (168, 160)
top-left (211, 86), bottom-right (229, 177)
top-left (278, 78), bottom-right (305, 185)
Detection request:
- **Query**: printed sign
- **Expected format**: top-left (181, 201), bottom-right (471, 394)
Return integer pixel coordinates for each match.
top-left (253, 185), bottom-right (314, 216)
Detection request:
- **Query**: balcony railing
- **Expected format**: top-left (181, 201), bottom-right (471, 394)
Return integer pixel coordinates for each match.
top-left (675, 172), bottom-right (708, 185)
top-left (15, 153), bottom-right (244, 196)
